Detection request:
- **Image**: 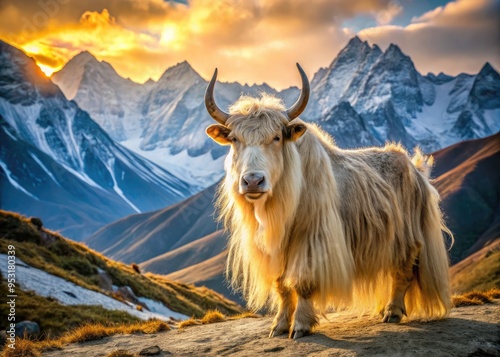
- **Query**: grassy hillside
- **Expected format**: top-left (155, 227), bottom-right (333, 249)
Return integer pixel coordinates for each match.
top-left (140, 230), bottom-right (227, 275)
top-left (85, 183), bottom-right (221, 264)
top-left (0, 210), bottom-right (241, 337)
top-left (432, 132), bottom-right (500, 263)
top-left (450, 240), bottom-right (500, 293)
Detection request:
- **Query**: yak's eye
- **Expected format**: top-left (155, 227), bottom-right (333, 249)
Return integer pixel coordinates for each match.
top-left (273, 136), bottom-right (280, 142)
top-left (231, 137), bottom-right (238, 143)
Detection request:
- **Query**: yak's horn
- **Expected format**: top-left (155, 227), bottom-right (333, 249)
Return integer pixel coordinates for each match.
top-left (285, 63), bottom-right (310, 120)
top-left (205, 68), bottom-right (230, 125)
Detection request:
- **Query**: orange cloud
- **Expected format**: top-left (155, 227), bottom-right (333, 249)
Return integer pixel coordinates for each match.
top-left (0, 0), bottom-right (497, 87)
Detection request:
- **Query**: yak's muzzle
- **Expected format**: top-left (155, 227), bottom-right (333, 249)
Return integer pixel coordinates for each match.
top-left (240, 171), bottom-right (269, 200)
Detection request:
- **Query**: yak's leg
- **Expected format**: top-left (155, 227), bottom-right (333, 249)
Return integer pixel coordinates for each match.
top-left (269, 279), bottom-right (296, 337)
top-left (290, 285), bottom-right (318, 339)
top-left (382, 259), bottom-right (415, 323)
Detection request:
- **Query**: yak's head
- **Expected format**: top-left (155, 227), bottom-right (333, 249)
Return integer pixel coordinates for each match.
top-left (205, 64), bottom-right (309, 203)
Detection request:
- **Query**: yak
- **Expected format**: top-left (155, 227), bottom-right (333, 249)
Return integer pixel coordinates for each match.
top-left (204, 64), bottom-right (452, 339)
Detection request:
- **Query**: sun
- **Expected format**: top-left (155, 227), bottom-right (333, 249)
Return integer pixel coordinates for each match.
top-left (161, 25), bottom-right (177, 44)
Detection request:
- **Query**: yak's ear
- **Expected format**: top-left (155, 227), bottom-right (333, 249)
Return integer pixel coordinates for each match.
top-left (285, 119), bottom-right (307, 141)
top-left (206, 124), bottom-right (232, 145)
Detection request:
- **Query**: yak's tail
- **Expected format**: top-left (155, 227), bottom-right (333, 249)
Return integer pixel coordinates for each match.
top-left (405, 172), bottom-right (453, 319)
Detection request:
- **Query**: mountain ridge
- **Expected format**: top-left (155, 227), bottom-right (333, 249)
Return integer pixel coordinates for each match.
top-left (0, 41), bottom-right (195, 240)
top-left (52, 36), bottom-right (499, 188)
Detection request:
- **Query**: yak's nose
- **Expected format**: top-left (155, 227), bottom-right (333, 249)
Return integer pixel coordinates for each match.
top-left (240, 172), bottom-right (266, 192)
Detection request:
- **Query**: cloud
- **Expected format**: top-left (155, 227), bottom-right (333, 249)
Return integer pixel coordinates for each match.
top-left (0, 0), bottom-right (497, 87)
top-left (1, 0), bottom-right (401, 88)
top-left (358, 0), bottom-right (500, 75)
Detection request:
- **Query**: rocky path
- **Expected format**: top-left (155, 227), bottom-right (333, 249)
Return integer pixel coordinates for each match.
top-left (43, 303), bottom-right (499, 356)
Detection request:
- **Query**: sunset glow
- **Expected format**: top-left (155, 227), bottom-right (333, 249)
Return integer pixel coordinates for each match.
top-left (37, 63), bottom-right (58, 77)
top-left (0, 0), bottom-right (498, 88)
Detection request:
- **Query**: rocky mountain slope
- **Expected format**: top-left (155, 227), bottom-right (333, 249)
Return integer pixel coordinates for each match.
top-left (42, 301), bottom-right (500, 357)
top-left (51, 51), bottom-right (150, 141)
top-left (86, 134), bottom-right (500, 302)
top-left (0, 41), bottom-right (195, 240)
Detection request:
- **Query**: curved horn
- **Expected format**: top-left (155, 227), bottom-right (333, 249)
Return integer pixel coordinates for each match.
top-left (205, 68), bottom-right (230, 125)
top-left (285, 63), bottom-right (310, 120)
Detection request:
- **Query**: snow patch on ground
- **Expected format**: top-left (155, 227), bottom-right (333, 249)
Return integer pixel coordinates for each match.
top-left (137, 297), bottom-right (188, 321)
top-left (0, 254), bottom-right (187, 321)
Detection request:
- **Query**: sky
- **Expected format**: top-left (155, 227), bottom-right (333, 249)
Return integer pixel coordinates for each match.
top-left (0, 0), bottom-right (498, 89)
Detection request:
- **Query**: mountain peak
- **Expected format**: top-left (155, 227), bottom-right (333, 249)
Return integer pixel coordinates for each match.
top-left (70, 50), bottom-right (100, 66)
top-left (347, 35), bottom-right (363, 47)
top-left (172, 60), bottom-right (195, 72)
top-left (470, 62), bottom-right (500, 110)
top-left (478, 62), bottom-right (499, 77)
top-left (385, 43), bottom-right (404, 56)
top-left (343, 36), bottom-right (371, 53)
top-left (372, 44), bottom-right (383, 56)
top-left (382, 44), bottom-right (413, 65)
top-left (327, 36), bottom-right (374, 71)
top-left (157, 60), bottom-right (200, 83)
top-left (426, 72), bottom-right (454, 84)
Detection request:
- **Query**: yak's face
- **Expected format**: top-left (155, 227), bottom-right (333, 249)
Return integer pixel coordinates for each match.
top-left (207, 113), bottom-right (306, 203)
top-left (204, 64), bottom-right (310, 203)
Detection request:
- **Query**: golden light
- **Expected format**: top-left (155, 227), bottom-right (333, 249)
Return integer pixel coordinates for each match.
top-left (21, 43), bottom-right (43, 54)
top-left (20, 43), bottom-right (58, 77)
top-left (161, 25), bottom-right (177, 44)
top-left (37, 63), bottom-right (57, 77)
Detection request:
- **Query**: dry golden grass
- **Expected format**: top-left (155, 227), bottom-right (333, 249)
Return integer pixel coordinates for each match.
top-left (452, 288), bottom-right (499, 307)
top-left (2, 339), bottom-right (40, 357)
top-left (106, 350), bottom-right (135, 357)
top-left (178, 310), bottom-right (258, 329)
top-left (453, 296), bottom-right (485, 307)
top-left (61, 319), bottom-right (169, 344)
top-left (485, 288), bottom-right (500, 299)
top-left (1, 320), bottom-right (170, 357)
top-left (200, 309), bottom-right (226, 324)
top-left (178, 318), bottom-right (200, 329)
top-left (229, 311), bottom-right (261, 320)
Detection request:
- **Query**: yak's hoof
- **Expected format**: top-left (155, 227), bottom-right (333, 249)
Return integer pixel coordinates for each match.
top-left (269, 328), bottom-right (288, 337)
top-left (382, 313), bottom-right (403, 323)
top-left (290, 330), bottom-right (310, 340)
top-left (382, 305), bottom-right (405, 323)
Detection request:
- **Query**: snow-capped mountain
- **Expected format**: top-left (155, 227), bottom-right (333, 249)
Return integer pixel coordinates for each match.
top-left (0, 41), bottom-right (195, 240)
top-left (53, 56), bottom-right (299, 186)
top-left (304, 36), bottom-right (500, 152)
top-left (52, 37), bottom-right (499, 188)
top-left (51, 51), bottom-right (148, 141)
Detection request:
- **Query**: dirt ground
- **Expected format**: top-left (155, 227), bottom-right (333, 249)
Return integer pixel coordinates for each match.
top-left (43, 303), bottom-right (499, 356)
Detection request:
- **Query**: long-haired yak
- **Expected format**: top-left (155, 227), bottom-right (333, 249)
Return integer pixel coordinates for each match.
top-left (204, 64), bottom-right (452, 339)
